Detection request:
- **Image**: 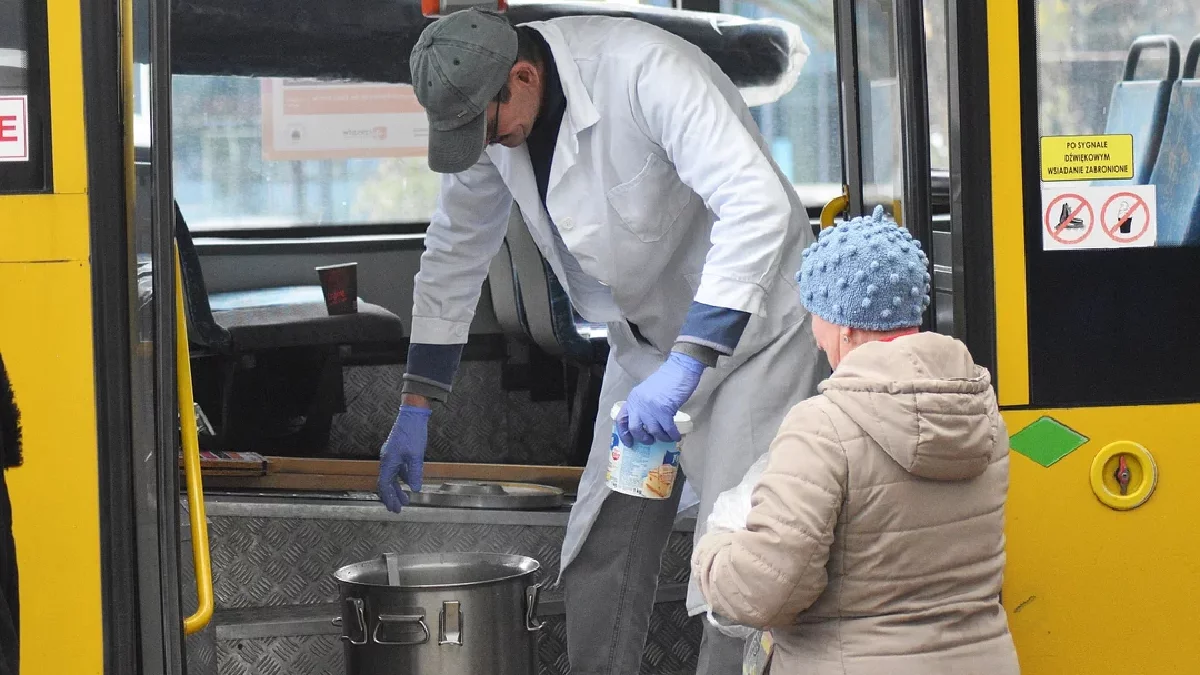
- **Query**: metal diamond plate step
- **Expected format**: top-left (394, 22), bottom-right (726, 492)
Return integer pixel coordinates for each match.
top-left (186, 495), bottom-right (703, 674)
top-left (204, 496), bottom-right (696, 608)
top-left (208, 603), bottom-right (700, 675)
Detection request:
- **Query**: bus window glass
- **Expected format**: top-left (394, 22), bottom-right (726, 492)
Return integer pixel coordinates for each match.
top-left (923, 0), bottom-right (948, 171)
top-left (170, 0), bottom-right (842, 230)
top-left (1025, 1), bottom-right (1200, 407)
top-left (720, 0), bottom-right (842, 211)
top-left (855, 0), bottom-right (903, 215)
top-left (1035, 2), bottom-right (1200, 249)
top-left (171, 74), bottom-right (442, 230)
top-left (0, 0), bottom-right (48, 192)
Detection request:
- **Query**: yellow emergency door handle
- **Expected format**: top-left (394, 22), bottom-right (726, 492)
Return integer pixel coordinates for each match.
top-left (176, 250), bottom-right (214, 635)
top-left (820, 188), bottom-right (849, 230)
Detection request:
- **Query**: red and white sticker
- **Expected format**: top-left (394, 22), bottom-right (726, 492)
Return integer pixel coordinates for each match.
top-left (1041, 185), bottom-right (1157, 250)
top-left (0, 95), bottom-right (29, 163)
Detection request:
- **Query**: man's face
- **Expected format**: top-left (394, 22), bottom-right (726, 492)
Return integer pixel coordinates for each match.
top-left (485, 62), bottom-right (542, 148)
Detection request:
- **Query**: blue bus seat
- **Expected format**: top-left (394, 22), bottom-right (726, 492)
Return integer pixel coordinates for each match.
top-left (1102, 35), bottom-right (1181, 185)
top-left (1148, 36), bottom-right (1200, 246)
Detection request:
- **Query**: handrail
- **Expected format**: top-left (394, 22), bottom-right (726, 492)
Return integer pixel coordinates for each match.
top-left (1122, 35), bottom-right (1181, 82)
top-left (176, 250), bottom-right (214, 635)
top-left (820, 188), bottom-right (849, 230)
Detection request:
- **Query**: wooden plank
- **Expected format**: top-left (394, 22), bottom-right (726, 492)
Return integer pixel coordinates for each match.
top-left (265, 458), bottom-right (583, 484)
top-left (200, 458), bottom-right (585, 494)
top-left (266, 457), bottom-right (376, 476)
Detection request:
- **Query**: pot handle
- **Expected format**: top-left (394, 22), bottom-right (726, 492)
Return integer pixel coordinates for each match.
top-left (336, 598), bottom-right (368, 645)
top-left (525, 583), bottom-right (546, 632)
top-left (439, 601), bottom-right (463, 646)
top-left (373, 613), bottom-right (431, 646)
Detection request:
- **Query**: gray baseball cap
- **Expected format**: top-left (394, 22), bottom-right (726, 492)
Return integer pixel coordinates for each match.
top-left (410, 9), bottom-right (518, 173)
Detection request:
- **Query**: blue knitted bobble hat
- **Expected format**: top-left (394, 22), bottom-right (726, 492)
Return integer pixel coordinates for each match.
top-left (795, 206), bottom-right (931, 331)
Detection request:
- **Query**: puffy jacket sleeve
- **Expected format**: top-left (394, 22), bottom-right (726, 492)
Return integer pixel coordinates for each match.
top-left (692, 401), bottom-right (846, 628)
top-left (410, 151), bottom-right (513, 345)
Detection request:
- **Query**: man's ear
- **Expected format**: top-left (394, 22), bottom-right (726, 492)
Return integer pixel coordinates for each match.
top-left (512, 61), bottom-right (538, 86)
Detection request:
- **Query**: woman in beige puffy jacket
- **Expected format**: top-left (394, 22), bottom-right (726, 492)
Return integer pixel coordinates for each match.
top-left (693, 207), bottom-right (1019, 675)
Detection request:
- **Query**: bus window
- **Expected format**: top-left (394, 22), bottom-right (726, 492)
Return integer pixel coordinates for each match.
top-left (1036, 3), bottom-right (1200, 249)
top-left (847, 0), bottom-right (950, 221)
top-left (171, 74), bottom-right (443, 229)
top-left (1026, 1), bottom-right (1200, 406)
top-left (171, 1), bottom-right (845, 231)
top-left (719, 0), bottom-right (842, 212)
top-left (0, 0), bottom-right (49, 192)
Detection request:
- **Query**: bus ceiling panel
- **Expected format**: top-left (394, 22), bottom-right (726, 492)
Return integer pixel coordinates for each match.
top-left (166, 0), bottom-right (803, 96)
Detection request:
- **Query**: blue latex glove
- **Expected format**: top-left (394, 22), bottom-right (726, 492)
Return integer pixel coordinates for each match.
top-left (377, 405), bottom-right (432, 513)
top-left (617, 351), bottom-right (706, 446)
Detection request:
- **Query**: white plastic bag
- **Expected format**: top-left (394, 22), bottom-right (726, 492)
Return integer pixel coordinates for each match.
top-left (702, 453), bottom-right (770, 640)
top-left (742, 629), bottom-right (775, 675)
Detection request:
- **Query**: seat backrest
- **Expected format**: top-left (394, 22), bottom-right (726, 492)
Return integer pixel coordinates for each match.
top-left (502, 204), bottom-right (564, 356)
top-left (486, 229), bottom-right (526, 337)
top-left (1148, 36), bottom-right (1200, 246)
top-left (174, 202), bottom-right (232, 351)
top-left (501, 205), bottom-right (607, 363)
top-left (1102, 35), bottom-right (1180, 185)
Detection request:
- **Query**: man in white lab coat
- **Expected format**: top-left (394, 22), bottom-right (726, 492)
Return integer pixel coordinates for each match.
top-left (378, 8), bottom-right (826, 673)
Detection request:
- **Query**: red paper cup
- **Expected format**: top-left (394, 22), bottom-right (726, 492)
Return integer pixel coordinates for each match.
top-left (315, 263), bottom-right (358, 315)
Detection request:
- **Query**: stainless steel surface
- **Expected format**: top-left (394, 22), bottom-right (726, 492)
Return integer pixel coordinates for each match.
top-left (206, 505), bottom-right (696, 609)
top-left (405, 481), bottom-right (565, 510)
top-left (217, 604), bottom-right (343, 640)
top-left (385, 552), bottom-right (401, 586)
top-left (438, 601), bottom-right (462, 645)
top-left (330, 361), bottom-right (572, 465)
top-left (214, 582), bottom-right (695, 643)
top-left (205, 493), bottom-right (581, 526)
top-left (525, 585), bottom-right (544, 632)
top-left (203, 497), bottom-right (701, 671)
top-left (337, 553), bottom-right (542, 675)
top-left (182, 531), bottom-right (217, 675)
top-left (215, 604), bottom-right (702, 675)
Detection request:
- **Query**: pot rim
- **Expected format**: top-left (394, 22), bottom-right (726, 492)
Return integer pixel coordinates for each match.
top-left (333, 552), bottom-right (542, 590)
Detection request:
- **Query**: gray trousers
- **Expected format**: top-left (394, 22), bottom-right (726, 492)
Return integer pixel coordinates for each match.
top-left (562, 482), bottom-right (743, 675)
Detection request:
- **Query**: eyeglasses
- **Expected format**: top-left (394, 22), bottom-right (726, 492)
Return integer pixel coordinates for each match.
top-left (486, 89), bottom-right (503, 145)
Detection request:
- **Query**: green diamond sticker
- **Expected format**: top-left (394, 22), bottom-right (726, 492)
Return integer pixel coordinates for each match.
top-left (1010, 416), bottom-right (1089, 467)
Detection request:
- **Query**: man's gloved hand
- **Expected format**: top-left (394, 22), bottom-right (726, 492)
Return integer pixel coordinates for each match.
top-left (377, 405), bottom-right (432, 513)
top-left (617, 351), bottom-right (705, 447)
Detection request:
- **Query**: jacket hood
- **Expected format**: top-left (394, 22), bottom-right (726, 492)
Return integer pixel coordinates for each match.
top-left (819, 332), bottom-right (999, 481)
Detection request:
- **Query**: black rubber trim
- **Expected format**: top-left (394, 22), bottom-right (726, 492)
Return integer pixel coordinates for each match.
top-left (947, 0), bottom-right (997, 378)
top-left (189, 221), bottom-right (432, 239)
top-left (81, 0), bottom-right (141, 671)
top-left (192, 234), bottom-right (428, 256)
top-left (180, 180), bottom-right (954, 242)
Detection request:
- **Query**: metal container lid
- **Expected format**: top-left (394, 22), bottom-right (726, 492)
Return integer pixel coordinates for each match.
top-left (404, 481), bottom-right (564, 510)
top-left (335, 552), bottom-right (540, 589)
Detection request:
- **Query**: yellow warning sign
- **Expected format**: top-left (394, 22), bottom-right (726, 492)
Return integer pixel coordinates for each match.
top-left (1040, 134), bottom-right (1134, 182)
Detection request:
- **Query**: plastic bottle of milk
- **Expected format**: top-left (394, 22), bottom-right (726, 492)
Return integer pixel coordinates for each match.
top-left (606, 402), bottom-right (693, 500)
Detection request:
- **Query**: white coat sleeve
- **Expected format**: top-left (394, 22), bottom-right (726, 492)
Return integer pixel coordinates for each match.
top-left (411, 152), bottom-right (514, 345)
top-left (629, 43), bottom-right (794, 317)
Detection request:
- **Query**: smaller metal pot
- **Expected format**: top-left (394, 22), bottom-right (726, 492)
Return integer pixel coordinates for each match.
top-left (334, 552), bottom-right (544, 675)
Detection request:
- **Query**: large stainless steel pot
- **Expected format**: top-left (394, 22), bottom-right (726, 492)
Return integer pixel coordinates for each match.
top-left (334, 552), bottom-right (544, 675)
